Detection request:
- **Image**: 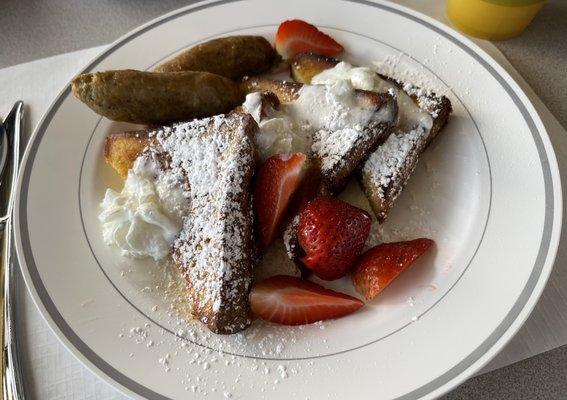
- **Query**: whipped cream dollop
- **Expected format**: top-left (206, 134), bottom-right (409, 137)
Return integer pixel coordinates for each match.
top-left (99, 154), bottom-right (189, 261)
top-left (243, 79), bottom-right (383, 162)
top-left (312, 61), bottom-right (433, 132)
top-left (290, 80), bottom-right (376, 130)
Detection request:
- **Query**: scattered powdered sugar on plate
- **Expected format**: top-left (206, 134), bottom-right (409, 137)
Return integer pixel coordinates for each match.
top-left (367, 192), bottom-right (438, 245)
top-left (120, 301), bottom-right (316, 396)
top-left (371, 52), bottom-right (449, 100)
top-left (371, 53), bottom-right (404, 78)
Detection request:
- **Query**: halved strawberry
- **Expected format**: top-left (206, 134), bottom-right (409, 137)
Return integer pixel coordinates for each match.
top-left (250, 275), bottom-right (363, 325)
top-left (298, 197), bottom-right (371, 280)
top-left (275, 19), bottom-right (344, 59)
top-left (352, 239), bottom-right (434, 299)
top-left (254, 153), bottom-right (308, 247)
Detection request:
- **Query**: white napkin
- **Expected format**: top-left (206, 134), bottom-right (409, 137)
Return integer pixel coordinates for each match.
top-left (1, 26), bottom-right (566, 400)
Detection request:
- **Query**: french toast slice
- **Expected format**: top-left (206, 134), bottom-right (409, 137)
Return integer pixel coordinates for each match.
top-left (291, 53), bottom-right (452, 222)
top-left (170, 112), bottom-right (257, 334)
top-left (362, 86), bottom-right (451, 222)
top-left (118, 112), bottom-right (257, 334)
top-left (241, 78), bottom-right (398, 194)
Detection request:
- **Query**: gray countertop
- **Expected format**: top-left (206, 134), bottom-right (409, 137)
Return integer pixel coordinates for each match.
top-left (1, 0), bottom-right (567, 398)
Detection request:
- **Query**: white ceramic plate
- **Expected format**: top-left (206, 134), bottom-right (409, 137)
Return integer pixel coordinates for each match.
top-left (14, 0), bottom-right (562, 399)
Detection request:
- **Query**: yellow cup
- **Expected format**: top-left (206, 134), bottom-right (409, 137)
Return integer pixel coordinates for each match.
top-left (447, 0), bottom-right (546, 40)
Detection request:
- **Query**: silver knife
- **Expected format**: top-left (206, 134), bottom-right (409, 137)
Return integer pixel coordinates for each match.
top-left (1, 101), bottom-right (27, 400)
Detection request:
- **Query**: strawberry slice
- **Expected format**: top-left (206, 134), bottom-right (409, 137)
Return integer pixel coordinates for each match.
top-left (275, 19), bottom-right (344, 59)
top-left (254, 153), bottom-right (308, 247)
top-left (298, 197), bottom-right (371, 280)
top-left (352, 239), bottom-right (434, 299)
top-left (250, 275), bottom-right (364, 325)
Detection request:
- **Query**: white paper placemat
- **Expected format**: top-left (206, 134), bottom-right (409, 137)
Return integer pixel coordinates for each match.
top-left (2, 10), bottom-right (566, 400)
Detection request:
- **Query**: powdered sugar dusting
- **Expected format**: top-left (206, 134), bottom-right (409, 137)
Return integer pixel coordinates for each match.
top-left (359, 76), bottom-right (449, 221)
top-left (402, 82), bottom-right (443, 119)
top-left (363, 126), bottom-right (427, 205)
top-left (312, 127), bottom-right (370, 172)
top-left (147, 112), bottom-right (256, 333)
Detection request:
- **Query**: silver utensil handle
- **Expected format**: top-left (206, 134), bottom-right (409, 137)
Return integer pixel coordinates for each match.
top-left (1, 101), bottom-right (26, 400)
top-left (2, 220), bottom-right (26, 400)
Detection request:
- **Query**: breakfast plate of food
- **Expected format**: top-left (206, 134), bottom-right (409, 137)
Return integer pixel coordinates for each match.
top-left (14, 0), bottom-right (561, 399)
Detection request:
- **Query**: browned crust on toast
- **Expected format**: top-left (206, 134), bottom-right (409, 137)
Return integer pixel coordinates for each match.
top-left (104, 130), bottom-right (152, 178)
top-left (290, 53), bottom-right (335, 84)
top-left (241, 77), bottom-right (303, 103)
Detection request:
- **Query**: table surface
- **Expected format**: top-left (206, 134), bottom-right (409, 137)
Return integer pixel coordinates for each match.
top-left (2, 0), bottom-right (567, 399)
